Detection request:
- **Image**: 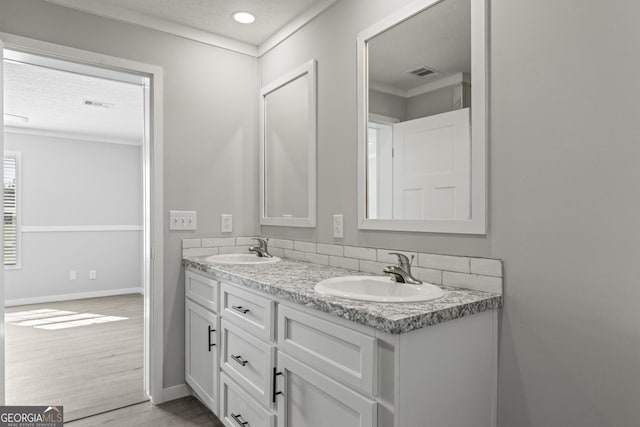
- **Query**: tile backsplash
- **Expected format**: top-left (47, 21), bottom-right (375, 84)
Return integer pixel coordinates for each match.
top-left (182, 236), bottom-right (503, 295)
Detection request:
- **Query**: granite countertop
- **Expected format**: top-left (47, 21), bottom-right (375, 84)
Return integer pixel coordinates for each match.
top-left (183, 256), bottom-right (502, 334)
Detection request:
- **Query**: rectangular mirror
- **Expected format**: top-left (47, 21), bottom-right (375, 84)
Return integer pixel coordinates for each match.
top-left (260, 60), bottom-right (317, 227)
top-left (357, 0), bottom-right (487, 234)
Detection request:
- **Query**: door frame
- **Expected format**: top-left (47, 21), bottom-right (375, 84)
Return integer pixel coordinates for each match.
top-left (0, 33), bottom-right (165, 404)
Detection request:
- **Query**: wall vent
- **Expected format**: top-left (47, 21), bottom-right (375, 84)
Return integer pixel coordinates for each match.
top-left (408, 66), bottom-right (441, 78)
top-left (83, 99), bottom-right (115, 109)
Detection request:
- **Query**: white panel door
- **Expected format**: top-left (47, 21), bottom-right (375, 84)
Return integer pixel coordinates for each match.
top-left (392, 108), bottom-right (471, 220)
top-left (275, 352), bottom-right (376, 427)
top-left (185, 299), bottom-right (218, 414)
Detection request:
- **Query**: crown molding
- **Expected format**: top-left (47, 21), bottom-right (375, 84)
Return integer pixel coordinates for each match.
top-left (5, 126), bottom-right (142, 146)
top-left (41, 0), bottom-right (258, 56)
top-left (258, 0), bottom-right (337, 56)
top-left (406, 72), bottom-right (470, 98)
top-left (369, 82), bottom-right (407, 98)
top-left (370, 73), bottom-right (470, 99)
top-left (41, 0), bottom-right (338, 58)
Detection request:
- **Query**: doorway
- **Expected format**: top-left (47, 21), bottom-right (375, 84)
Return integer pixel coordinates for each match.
top-left (0, 35), bottom-right (165, 419)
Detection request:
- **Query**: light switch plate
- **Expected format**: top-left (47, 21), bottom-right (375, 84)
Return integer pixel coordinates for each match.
top-left (333, 214), bottom-right (344, 238)
top-left (221, 214), bottom-right (233, 233)
top-left (169, 210), bottom-right (197, 230)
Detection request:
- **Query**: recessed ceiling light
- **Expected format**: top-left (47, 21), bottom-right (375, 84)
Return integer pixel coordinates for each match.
top-left (233, 11), bottom-right (255, 24)
top-left (3, 113), bottom-right (29, 123)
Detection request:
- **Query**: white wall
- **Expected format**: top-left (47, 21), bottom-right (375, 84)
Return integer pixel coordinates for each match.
top-left (0, 0), bottom-right (259, 389)
top-left (260, 0), bottom-right (640, 425)
top-left (4, 132), bottom-right (142, 303)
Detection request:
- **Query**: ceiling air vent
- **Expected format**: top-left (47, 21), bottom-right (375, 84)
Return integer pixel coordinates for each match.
top-left (83, 99), bottom-right (115, 109)
top-left (407, 66), bottom-right (440, 78)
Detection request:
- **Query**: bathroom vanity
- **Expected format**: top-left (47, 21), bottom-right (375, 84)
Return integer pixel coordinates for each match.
top-left (183, 256), bottom-right (501, 427)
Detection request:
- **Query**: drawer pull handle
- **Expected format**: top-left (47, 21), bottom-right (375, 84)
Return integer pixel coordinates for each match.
top-left (231, 413), bottom-right (249, 426)
top-left (231, 354), bottom-right (248, 367)
top-left (231, 305), bottom-right (250, 314)
top-left (207, 325), bottom-right (215, 352)
top-left (272, 367), bottom-right (284, 403)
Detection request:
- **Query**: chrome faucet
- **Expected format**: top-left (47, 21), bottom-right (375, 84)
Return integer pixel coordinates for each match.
top-left (383, 252), bottom-right (422, 284)
top-left (249, 237), bottom-right (272, 258)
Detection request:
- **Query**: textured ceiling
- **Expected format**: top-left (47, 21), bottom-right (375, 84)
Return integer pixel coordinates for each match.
top-left (4, 60), bottom-right (144, 143)
top-left (44, 0), bottom-right (322, 46)
top-left (368, 0), bottom-right (471, 93)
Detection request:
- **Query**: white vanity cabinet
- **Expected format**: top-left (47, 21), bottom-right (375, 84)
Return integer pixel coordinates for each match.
top-left (184, 270), bottom-right (220, 414)
top-left (185, 268), bottom-right (498, 427)
top-left (275, 351), bottom-right (377, 427)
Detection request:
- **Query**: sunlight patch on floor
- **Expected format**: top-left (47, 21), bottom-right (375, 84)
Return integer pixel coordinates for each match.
top-left (5, 309), bottom-right (128, 330)
top-left (5, 309), bottom-right (76, 322)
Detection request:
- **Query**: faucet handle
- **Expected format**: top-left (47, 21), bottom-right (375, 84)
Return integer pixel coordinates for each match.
top-left (387, 252), bottom-right (413, 267)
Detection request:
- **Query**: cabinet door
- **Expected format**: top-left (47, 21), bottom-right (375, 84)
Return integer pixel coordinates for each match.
top-left (185, 298), bottom-right (218, 414)
top-left (275, 352), bottom-right (376, 427)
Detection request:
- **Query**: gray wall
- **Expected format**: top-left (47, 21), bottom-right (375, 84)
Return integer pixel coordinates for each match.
top-left (5, 132), bottom-right (142, 301)
top-left (261, 0), bottom-right (640, 426)
top-left (492, 0), bottom-right (640, 425)
top-left (369, 89), bottom-right (406, 121)
top-left (406, 84), bottom-right (463, 120)
top-left (0, 0), bottom-right (259, 389)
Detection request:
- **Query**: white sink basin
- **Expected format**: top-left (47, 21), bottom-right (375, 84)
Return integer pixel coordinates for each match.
top-left (205, 254), bottom-right (281, 265)
top-left (314, 276), bottom-right (444, 303)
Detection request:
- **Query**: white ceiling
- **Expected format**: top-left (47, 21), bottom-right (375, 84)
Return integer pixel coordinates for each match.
top-left (4, 60), bottom-right (144, 143)
top-left (368, 0), bottom-right (471, 93)
top-left (43, 0), bottom-right (327, 49)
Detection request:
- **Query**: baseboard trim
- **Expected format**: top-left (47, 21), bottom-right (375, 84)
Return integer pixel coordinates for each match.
top-left (5, 287), bottom-right (144, 307)
top-left (162, 384), bottom-right (190, 403)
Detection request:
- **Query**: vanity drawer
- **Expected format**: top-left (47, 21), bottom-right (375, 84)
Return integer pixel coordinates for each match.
top-left (221, 319), bottom-right (275, 407)
top-left (221, 283), bottom-right (274, 342)
top-left (186, 270), bottom-right (219, 312)
top-left (277, 305), bottom-right (376, 395)
top-left (220, 373), bottom-right (275, 427)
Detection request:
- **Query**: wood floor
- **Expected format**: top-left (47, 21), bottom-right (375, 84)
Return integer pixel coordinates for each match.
top-left (5, 294), bottom-right (147, 422)
top-left (67, 396), bottom-right (224, 426)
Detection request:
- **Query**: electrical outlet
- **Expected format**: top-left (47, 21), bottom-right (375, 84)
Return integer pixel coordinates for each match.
top-left (69, 270), bottom-right (77, 281)
top-left (333, 214), bottom-right (344, 238)
top-left (169, 210), bottom-right (197, 231)
top-left (221, 214), bottom-right (233, 233)
top-left (89, 270), bottom-right (97, 280)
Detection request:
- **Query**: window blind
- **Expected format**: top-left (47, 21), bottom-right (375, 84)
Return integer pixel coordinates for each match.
top-left (4, 154), bottom-right (18, 266)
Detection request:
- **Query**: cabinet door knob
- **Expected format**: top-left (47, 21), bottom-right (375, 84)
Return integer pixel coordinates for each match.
top-left (230, 413), bottom-right (249, 426)
top-left (231, 305), bottom-right (250, 315)
top-left (231, 354), bottom-right (248, 367)
top-left (208, 325), bottom-right (216, 351)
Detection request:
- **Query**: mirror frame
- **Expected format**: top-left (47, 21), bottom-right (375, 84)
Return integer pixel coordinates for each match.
top-left (260, 59), bottom-right (317, 228)
top-left (356, 0), bottom-right (487, 234)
